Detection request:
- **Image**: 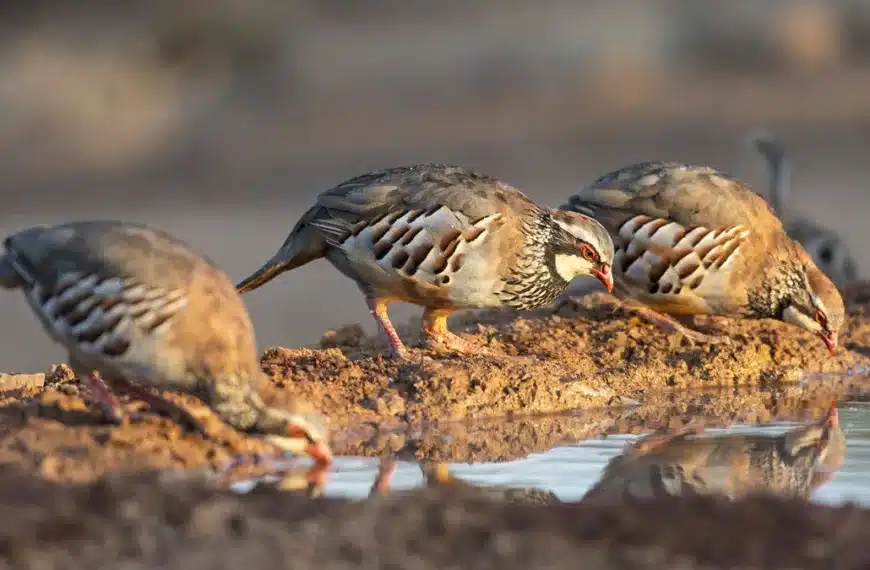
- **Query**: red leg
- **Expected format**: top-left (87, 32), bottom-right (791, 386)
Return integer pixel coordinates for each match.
top-left (620, 299), bottom-right (730, 346)
top-left (366, 297), bottom-right (411, 360)
top-left (83, 371), bottom-right (124, 424)
top-left (113, 379), bottom-right (209, 438)
top-left (369, 457), bottom-right (396, 497)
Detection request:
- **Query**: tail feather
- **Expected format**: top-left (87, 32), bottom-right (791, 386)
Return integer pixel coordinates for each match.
top-left (0, 252), bottom-right (28, 290)
top-left (235, 254), bottom-right (294, 294)
top-left (235, 224), bottom-right (327, 294)
top-left (742, 129), bottom-right (790, 217)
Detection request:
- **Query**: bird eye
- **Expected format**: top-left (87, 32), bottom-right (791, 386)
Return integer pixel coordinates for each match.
top-left (818, 246), bottom-right (833, 264)
top-left (814, 310), bottom-right (827, 326)
top-left (580, 244), bottom-right (598, 263)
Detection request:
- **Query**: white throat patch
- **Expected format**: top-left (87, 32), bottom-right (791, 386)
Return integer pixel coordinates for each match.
top-left (554, 253), bottom-right (595, 283)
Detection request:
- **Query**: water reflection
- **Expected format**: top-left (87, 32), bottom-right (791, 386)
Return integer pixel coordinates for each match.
top-left (226, 388), bottom-right (870, 506)
top-left (369, 458), bottom-right (560, 504)
top-left (582, 403), bottom-right (844, 502)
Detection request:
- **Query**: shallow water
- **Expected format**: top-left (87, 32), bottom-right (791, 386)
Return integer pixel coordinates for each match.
top-left (233, 400), bottom-right (870, 505)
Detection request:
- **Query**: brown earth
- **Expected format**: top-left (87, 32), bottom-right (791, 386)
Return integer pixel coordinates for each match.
top-left (0, 285), bottom-right (869, 568)
top-left (0, 283), bottom-right (867, 482)
top-left (0, 465), bottom-right (870, 570)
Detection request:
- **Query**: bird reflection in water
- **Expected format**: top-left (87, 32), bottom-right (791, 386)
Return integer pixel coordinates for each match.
top-left (582, 402), bottom-right (844, 503)
top-left (369, 457), bottom-right (560, 505)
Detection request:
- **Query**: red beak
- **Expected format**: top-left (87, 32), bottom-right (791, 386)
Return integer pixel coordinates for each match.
top-left (819, 331), bottom-right (838, 356)
top-left (592, 264), bottom-right (614, 293)
top-left (823, 401), bottom-right (839, 429)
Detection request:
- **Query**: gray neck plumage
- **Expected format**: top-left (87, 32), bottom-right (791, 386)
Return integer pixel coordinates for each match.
top-left (499, 212), bottom-right (570, 310)
top-left (746, 260), bottom-right (806, 319)
top-left (210, 377), bottom-right (276, 433)
top-left (753, 439), bottom-right (817, 496)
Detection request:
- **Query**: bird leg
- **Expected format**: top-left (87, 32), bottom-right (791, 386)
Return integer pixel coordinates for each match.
top-left (369, 457), bottom-right (396, 497)
top-left (618, 299), bottom-right (731, 346)
top-left (366, 296), bottom-right (411, 361)
top-left (421, 308), bottom-right (485, 355)
top-left (83, 371), bottom-right (124, 424)
top-left (112, 379), bottom-right (210, 438)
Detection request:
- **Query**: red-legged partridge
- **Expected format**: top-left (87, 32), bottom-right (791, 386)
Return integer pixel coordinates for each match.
top-left (561, 161), bottom-right (845, 354)
top-left (583, 403), bottom-right (845, 502)
top-left (741, 129), bottom-right (860, 287)
top-left (236, 163), bottom-right (615, 360)
top-left (0, 220), bottom-right (332, 465)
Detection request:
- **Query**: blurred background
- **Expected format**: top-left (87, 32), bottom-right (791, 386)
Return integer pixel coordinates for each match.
top-left (0, 0), bottom-right (869, 372)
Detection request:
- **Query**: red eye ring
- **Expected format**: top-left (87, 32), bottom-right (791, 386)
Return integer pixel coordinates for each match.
top-left (580, 244), bottom-right (598, 263)
top-left (814, 310), bottom-right (826, 326)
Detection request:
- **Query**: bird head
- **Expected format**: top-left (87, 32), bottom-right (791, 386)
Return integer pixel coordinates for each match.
top-left (550, 210), bottom-right (615, 293)
top-left (261, 407), bottom-right (332, 466)
top-left (782, 402), bottom-right (844, 490)
top-left (781, 266), bottom-right (844, 356)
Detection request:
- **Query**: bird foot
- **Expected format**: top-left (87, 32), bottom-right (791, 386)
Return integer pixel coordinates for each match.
top-left (386, 344), bottom-right (415, 362)
top-left (676, 327), bottom-right (731, 346)
top-left (422, 330), bottom-right (489, 357)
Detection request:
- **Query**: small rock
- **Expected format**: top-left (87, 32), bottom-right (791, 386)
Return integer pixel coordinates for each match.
top-left (0, 373), bottom-right (45, 392)
top-left (45, 363), bottom-right (76, 386)
top-left (320, 324), bottom-right (366, 348)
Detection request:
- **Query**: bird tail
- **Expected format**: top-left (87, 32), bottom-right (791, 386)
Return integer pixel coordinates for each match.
top-left (236, 253), bottom-right (295, 294)
top-left (741, 129), bottom-right (790, 216)
top-left (0, 252), bottom-right (28, 290)
top-left (235, 222), bottom-right (327, 294)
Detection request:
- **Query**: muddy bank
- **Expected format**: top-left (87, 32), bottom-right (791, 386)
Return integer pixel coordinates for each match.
top-left (0, 286), bottom-right (867, 482)
top-left (267, 287), bottom-right (870, 432)
top-left (0, 465), bottom-right (867, 570)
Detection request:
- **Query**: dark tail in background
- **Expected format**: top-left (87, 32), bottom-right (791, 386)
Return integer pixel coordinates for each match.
top-left (235, 218), bottom-right (328, 294)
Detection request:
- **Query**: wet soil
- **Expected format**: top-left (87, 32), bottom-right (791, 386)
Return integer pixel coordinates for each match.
top-left (0, 286), bottom-right (868, 568)
top-left (0, 465), bottom-right (869, 570)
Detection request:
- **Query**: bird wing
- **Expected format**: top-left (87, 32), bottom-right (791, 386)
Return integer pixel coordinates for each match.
top-left (303, 164), bottom-right (535, 296)
top-left (562, 162), bottom-right (767, 311)
top-left (562, 161), bottom-right (779, 234)
top-left (4, 223), bottom-right (193, 360)
top-left (312, 163), bottom-right (535, 236)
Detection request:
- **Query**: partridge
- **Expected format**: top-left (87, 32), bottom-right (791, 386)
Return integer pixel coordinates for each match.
top-left (236, 163), bottom-right (615, 360)
top-left (561, 161), bottom-right (845, 354)
top-left (582, 403), bottom-right (844, 502)
top-left (741, 129), bottom-right (860, 287)
top-left (0, 220), bottom-right (331, 465)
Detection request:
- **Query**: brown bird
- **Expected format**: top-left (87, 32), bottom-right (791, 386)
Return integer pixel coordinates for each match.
top-left (741, 129), bottom-right (860, 287)
top-left (369, 458), bottom-right (560, 504)
top-left (561, 161), bottom-right (845, 354)
top-left (582, 403), bottom-right (845, 503)
top-left (0, 220), bottom-right (331, 465)
top-left (236, 164), bottom-right (615, 360)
